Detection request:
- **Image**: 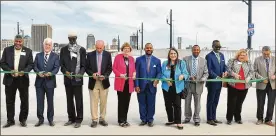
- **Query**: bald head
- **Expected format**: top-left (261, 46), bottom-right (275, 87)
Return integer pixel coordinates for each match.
top-left (96, 40), bottom-right (105, 53)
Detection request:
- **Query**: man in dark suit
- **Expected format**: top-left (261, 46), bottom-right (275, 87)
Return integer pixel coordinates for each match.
top-left (205, 40), bottom-right (227, 126)
top-left (135, 43), bottom-right (162, 127)
top-left (86, 40), bottom-right (112, 128)
top-left (0, 34), bottom-right (34, 128)
top-left (60, 32), bottom-right (86, 128)
top-left (33, 38), bottom-right (60, 127)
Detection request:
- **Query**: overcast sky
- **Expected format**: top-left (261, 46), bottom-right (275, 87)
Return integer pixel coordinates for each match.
top-left (1, 1), bottom-right (275, 50)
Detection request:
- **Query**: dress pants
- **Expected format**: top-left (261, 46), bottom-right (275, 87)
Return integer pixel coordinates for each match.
top-left (89, 80), bottom-right (109, 121)
top-left (256, 83), bottom-right (276, 122)
top-left (36, 80), bottom-right (55, 122)
top-left (65, 85), bottom-right (83, 123)
top-left (162, 87), bottom-right (182, 124)
top-left (117, 82), bottom-right (131, 123)
top-left (137, 83), bottom-right (156, 123)
top-left (206, 86), bottom-right (221, 121)
top-left (185, 83), bottom-right (202, 123)
top-left (5, 78), bottom-right (29, 122)
top-left (226, 85), bottom-right (248, 121)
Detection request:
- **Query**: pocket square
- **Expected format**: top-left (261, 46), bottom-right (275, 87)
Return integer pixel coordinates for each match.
top-left (153, 65), bottom-right (156, 67)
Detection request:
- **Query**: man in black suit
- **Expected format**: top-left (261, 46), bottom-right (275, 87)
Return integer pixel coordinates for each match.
top-left (33, 38), bottom-right (60, 127)
top-left (86, 40), bottom-right (112, 128)
top-left (60, 32), bottom-right (86, 128)
top-left (0, 34), bottom-right (34, 128)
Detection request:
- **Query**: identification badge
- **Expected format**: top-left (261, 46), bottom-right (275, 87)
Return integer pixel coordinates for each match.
top-left (153, 65), bottom-right (156, 67)
top-left (20, 52), bottom-right (26, 56)
top-left (237, 62), bottom-right (242, 65)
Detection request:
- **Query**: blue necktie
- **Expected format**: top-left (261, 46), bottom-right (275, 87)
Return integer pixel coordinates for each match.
top-left (191, 58), bottom-right (197, 77)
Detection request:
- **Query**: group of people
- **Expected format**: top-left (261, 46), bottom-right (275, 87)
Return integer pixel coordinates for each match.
top-left (0, 33), bottom-right (275, 130)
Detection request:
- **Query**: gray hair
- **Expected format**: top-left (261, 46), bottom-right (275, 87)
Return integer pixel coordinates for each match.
top-left (262, 46), bottom-right (271, 51)
top-left (43, 38), bottom-right (53, 45)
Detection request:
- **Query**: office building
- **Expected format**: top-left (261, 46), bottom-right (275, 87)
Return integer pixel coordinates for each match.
top-left (31, 24), bottom-right (52, 52)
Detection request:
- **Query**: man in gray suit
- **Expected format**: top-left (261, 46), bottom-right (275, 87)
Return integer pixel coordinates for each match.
top-left (183, 45), bottom-right (209, 126)
top-left (254, 46), bottom-right (275, 127)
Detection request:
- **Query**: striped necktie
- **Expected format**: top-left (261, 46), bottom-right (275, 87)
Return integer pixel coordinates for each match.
top-left (265, 58), bottom-right (269, 76)
top-left (44, 54), bottom-right (48, 68)
top-left (215, 53), bottom-right (220, 63)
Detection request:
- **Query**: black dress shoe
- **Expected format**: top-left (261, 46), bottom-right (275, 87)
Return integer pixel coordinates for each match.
top-left (148, 122), bottom-right (154, 127)
top-left (235, 120), bottom-right (243, 124)
top-left (99, 120), bottom-right (108, 126)
top-left (177, 125), bottom-right (183, 130)
top-left (227, 120), bottom-right (232, 125)
top-left (165, 122), bottom-right (174, 125)
top-left (20, 121), bottom-right (27, 127)
top-left (214, 120), bottom-right (222, 124)
top-left (90, 121), bottom-right (97, 128)
top-left (2, 121), bottom-right (15, 128)
top-left (74, 123), bottom-right (81, 128)
top-left (207, 120), bottom-right (217, 126)
top-left (139, 121), bottom-right (147, 126)
top-left (35, 121), bottom-right (44, 127)
top-left (49, 121), bottom-right (55, 126)
top-left (183, 120), bottom-right (190, 124)
top-left (64, 121), bottom-right (75, 126)
top-left (194, 122), bottom-right (200, 126)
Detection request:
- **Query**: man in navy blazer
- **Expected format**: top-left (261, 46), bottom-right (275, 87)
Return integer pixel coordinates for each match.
top-left (135, 43), bottom-right (162, 127)
top-left (205, 40), bottom-right (228, 126)
top-left (33, 38), bottom-right (60, 127)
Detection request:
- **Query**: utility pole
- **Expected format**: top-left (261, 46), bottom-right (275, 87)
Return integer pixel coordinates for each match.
top-left (166, 9), bottom-right (172, 48)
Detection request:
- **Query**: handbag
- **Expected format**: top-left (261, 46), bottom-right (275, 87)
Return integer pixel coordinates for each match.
top-left (181, 88), bottom-right (188, 99)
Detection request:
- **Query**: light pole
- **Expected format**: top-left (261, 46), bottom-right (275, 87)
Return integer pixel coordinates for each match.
top-left (166, 9), bottom-right (172, 48)
top-left (117, 35), bottom-right (120, 52)
top-left (242, 0), bottom-right (252, 57)
top-left (139, 22), bottom-right (143, 55)
top-left (136, 30), bottom-right (139, 50)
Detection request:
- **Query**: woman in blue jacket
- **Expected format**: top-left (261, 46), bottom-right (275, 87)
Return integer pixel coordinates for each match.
top-left (161, 48), bottom-right (189, 130)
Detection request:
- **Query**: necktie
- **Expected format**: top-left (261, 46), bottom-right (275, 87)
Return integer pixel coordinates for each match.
top-left (147, 57), bottom-right (150, 73)
top-left (191, 58), bottom-right (197, 77)
top-left (216, 53), bottom-right (220, 63)
top-left (44, 54), bottom-right (48, 68)
top-left (265, 58), bottom-right (269, 75)
top-left (98, 53), bottom-right (102, 75)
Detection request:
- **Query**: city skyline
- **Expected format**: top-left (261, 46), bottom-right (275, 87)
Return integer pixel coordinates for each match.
top-left (1, 1), bottom-right (275, 50)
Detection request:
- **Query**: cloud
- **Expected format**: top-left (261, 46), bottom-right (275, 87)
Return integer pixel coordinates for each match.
top-left (1, 1), bottom-right (275, 50)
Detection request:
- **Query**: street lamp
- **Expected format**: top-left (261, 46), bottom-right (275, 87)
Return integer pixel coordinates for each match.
top-left (139, 22), bottom-right (143, 55)
top-left (166, 9), bottom-right (172, 48)
top-left (242, 0), bottom-right (252, 57)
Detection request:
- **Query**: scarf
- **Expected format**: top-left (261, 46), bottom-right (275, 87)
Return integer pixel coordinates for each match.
top-left (68, 43), bottom-right (82, 81)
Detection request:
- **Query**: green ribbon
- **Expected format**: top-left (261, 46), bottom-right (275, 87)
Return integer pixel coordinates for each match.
top-left (0, 70), bottom-right (266, 83)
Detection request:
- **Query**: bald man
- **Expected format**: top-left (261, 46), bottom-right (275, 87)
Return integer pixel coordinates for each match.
top-left (86, 40), bottom-right (112, 128)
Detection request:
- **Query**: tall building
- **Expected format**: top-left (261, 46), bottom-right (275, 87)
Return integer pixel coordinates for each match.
top-left (130, 33), bottom-right (137, 49)
top-left (1, 39), bottom-right (14, 50)
top-left (87, 34), bottom-right (95, 50)
top-left (23, 35), bottom-right (31, 48)
top-left (110, 38), bottom-right (118, 50)
top-left (31, 24), bottom-right (52, 52)
top-left (177, 37), bottom-right (182, 49)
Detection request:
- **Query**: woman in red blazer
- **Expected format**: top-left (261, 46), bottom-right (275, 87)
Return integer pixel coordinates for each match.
top-left (113, 42), bottom-right (136, 127)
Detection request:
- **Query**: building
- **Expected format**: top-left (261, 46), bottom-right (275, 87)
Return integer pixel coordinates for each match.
top-left (130, 33), bottom-right (137, 49)
top-left (31, 24), bottom-right (52, 52)
top-left (110, 38), bottom-right (118, 50)
top-left (1, 39), bottom-right (14, 50)
top-left (177, 37), bottom-right (182, 49)
top-left (23, 35), bottom-right (31, 48)
top-left (87, 34), bottom-right (95, 50)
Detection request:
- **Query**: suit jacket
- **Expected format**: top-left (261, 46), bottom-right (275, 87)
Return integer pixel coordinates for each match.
top-left (86, 50), bottom-right (112, 90)
top-left (34, 52), bottom-right (60, 88)
top-left (113, 54), bottom-right (136, 93)
top-left (161, 59), bottom-right (189, 94)
top-left (254, 56), bottom-right (276, 90)
top-left (135, 55), bottom-right (162, 94)
top-left (226, 58), bottom-right (254, 89)
top-left (0, 45), bottom-right (34, 86)
top-left (183, 55), bottom-right (209, 94)
top-left (60, 45), bottom-right (86, 86)
top-left (205, 51), bottom-right (227, 90)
